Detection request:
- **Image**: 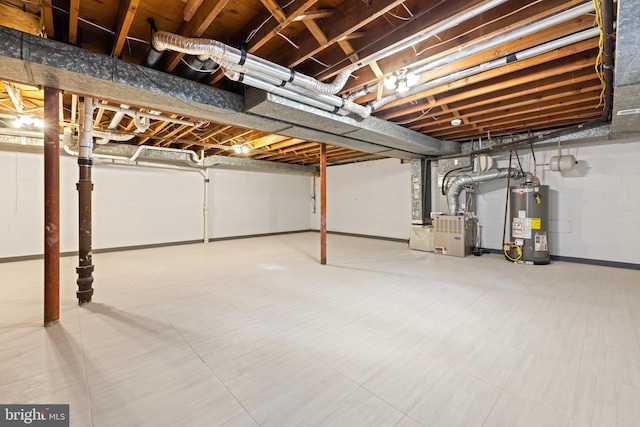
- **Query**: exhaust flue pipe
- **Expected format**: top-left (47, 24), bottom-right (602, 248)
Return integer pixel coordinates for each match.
top-left (446, 168), bottom-right (524, 215)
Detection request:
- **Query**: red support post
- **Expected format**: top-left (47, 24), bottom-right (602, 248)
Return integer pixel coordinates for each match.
top-left (320, 143), bottom-right (327, 265)
top-left (43, 87), bottom-right (60, 326)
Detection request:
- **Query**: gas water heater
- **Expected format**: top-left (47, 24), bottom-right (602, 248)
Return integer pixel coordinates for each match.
top-left (507, 183), bottom-right (550, 264)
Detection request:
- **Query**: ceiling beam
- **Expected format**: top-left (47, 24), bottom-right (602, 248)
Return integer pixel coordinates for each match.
top-left (164, 0), bottom-right (230, 72)
top-left (318, 0), bottom-right (585, 92)
top-left (68, 0), bottom-right (80, 45)
top-left (183, 0), bottom-right (205, 22)
top-left (375, 40), bottom-right (598, 115)
top-left (4, 81), bottom-right (24, 113)
top-left (41, 0), bottom-right (54, 38)
top-left (246, 0), bottom-right (318, 54)
top-left (111, 0), bottom-right (141, 58)
top-left (271, 0), bottom-right (408, 68)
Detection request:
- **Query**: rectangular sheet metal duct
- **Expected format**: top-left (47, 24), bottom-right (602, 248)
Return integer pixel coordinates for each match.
top-left (0, 27), bottom-right (460, 159)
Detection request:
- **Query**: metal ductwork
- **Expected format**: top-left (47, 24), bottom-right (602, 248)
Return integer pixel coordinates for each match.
top-left (612, 0), bottom-right (640, 134)
top-left (175, 55), bottom-right (218, 81)
top-left (152, 31), bottom-right (355, 96)
top-left (152, 31), bottom-right (368, 117)
top-left (0, 26), bottom-right (459, 158)
top-left (447, 168), bottom-right (524, 215)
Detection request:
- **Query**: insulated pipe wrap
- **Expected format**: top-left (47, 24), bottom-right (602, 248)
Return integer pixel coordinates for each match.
top-left (93, 130), bottom-right (136, 145)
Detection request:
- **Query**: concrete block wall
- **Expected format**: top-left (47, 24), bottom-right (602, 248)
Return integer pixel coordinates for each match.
top-left (474, 138), bottom-right (640, 265)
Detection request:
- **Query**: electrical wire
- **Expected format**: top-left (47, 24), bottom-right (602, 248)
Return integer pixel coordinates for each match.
top-left (180, 58), bottom-right (220, 74)
top-left (50, 5), bottom-right (149, 45)
top-left (246, 0), bottom-right (296, 42)
top-left (277, 32), bottom-right (299, 49)
top-left (593, 0), bottom-right (606, 108)
top-left (513, 145), bottom-right (524, 174)
top-left (386, 3), bottom-right (414, 21)
top-left (413, 0), bottom-right (543, 57)
top-left (503, 242), bottom-right (523, 261)
top-left (440, 155), bottom-right (474, 196)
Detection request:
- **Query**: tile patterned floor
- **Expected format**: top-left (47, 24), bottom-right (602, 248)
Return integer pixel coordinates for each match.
top-left (1, 232), bottom-right (639, 426)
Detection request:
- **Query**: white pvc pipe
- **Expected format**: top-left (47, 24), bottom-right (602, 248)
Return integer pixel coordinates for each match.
top-left (371, 26), bottom-right (601, 113)
top-left (97, 103), bottom-right (203, 127)
top-left (203, 167), bottom-right (209, 244)
top-left (63, 144), bottom-right (206, 176)
top-left (352, 0), bottom-right (509, 72)
top-left (348, 2), bottom-right (595, 103)
top-left (410, 2), bottom-right (595, 76)
top-left (78, 98), bottom-right (93, 159)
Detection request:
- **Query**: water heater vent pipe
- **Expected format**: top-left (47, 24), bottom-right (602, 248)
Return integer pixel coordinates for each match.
top-left (447, 168), bottom-right (524, 215)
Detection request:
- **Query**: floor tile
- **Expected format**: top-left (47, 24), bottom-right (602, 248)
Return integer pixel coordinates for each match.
top-left (408, 368), bottom-right (501, 427)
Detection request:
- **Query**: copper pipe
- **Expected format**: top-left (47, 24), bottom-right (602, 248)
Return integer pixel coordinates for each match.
top-left (320, 143), bottom-right (327, 265)
top-left (43, 87), bottom-right (60, 326)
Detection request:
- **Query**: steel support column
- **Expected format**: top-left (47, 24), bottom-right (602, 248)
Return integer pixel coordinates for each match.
top-left (320, 143), bottom-right (327, 265)
top-left (43, 87), bottom-right (60, 326)
top-left (76, 98), bottom-right (94, 304)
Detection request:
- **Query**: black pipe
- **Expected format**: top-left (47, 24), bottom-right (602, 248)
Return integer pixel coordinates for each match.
top-left (76, 98), bottom-right (94, 304)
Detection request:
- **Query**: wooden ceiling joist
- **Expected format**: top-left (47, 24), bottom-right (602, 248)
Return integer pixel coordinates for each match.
top-left (68, 0), bottom-right (80, 45)
top-left (271, 0), bottom-right (408, 68)
top-left (164, 0), bottom-right (230, 72)
top-left (41, 0), bottom-right (55, 38)
top-left (111, 0), bottom-right (142, 58)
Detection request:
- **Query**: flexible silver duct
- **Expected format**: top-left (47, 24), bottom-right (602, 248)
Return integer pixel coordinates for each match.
top-left (447, 168), bottom-right (523, 215)
top-left (371, 25), bottom-right (602, 113)
top-left (153, 31), bottom-right (355, 96)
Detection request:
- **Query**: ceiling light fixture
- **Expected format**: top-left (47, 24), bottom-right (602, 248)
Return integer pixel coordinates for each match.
top-left (450, 118), bottom-right (463, 126)
top-left (232, 144), bottom-right (250, 154)
top-left (12, 115), bottom-right (43, 129)
top-left (383, 70), bottom-right (419, 94)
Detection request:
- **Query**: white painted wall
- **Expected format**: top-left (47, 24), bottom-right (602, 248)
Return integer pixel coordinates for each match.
top-left (0, 148), bottom-right (313, 258)
top-left (208, 168), bottom-right (313, 238)
top-left (91, 163), bottom-right (203, 249)
top-left (0, 148), bottom-right (204, 257)
top-left (5, 137), bottom-right (637, 264)
top-left (475, 138), bottom-right (640, 264)
top-left (312, 158), bottom-right (412, 240)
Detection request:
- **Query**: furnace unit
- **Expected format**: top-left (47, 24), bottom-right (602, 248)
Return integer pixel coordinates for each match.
top-left (433, 215), bottom-right (477, 257)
